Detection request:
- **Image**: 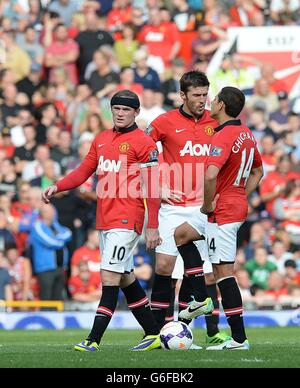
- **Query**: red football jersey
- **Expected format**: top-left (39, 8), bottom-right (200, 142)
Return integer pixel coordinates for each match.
top-left (71, 246), bottom-right (101, 274)
top-left (207, 120), bottom-right (262, 225)
top-left (148, 107), bottom-right (217, 207)
top-left (56, 125), bottom-right (159, 234)
top-left (68, 273), bottom-right (101, 296)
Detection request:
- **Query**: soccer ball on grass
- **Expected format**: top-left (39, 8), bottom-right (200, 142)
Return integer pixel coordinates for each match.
top-left (160, 321), bottom-right (193, 350)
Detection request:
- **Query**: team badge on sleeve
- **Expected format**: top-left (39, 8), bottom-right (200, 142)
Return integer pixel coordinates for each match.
top-left (210, 146), bottom-right (223, 156)
top-left (145, 125), bottom-right (154, 135)
top-left (149, 149), bottom-right (159, 162)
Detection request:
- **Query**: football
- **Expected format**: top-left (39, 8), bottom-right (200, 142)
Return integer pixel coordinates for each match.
top-left (160, 321), bottom-right (193, 350)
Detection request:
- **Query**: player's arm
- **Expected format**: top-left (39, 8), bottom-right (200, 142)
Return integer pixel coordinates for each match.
top-left (245, 146), bottom-right (264, 197)
top-left (245, 165), bottom-right (264, 197)
top-left (42, 140), bottom-right (98, 204)
top-left (139, 144), bottom-right (162, 250)
top-left (201, 164), bottom-right (220, 215)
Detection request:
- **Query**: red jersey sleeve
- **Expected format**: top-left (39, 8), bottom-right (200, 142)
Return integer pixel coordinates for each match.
top-left (145, 114), bottom-right (167, 143)
top-left (252, 146), bottom-right (263, 169)
top-left (56, 139), bottom-right (98, 192)
top-left (206, 131), bottom-right (232, 170)
top-left (137, 134), bottom-right (160, 229)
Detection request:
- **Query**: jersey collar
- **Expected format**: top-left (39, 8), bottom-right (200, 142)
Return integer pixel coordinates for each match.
top-left (113, 123), bottom-right (138, 133)
top-left (179, 105), bottom-right (194, 119)
top-left (215, 119), bottom-right (241, 132)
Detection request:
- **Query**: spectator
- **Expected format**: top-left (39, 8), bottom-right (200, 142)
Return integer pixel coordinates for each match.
top-left (284, 259), bottom-right (300, 288)
top-left (68, 260), bottom-right (101, 309)
top-left (106, 0), bottom-right (132, 36)
top-left (50, 131), bottom-right (75, 174)
top-left (260, 63), bottom-right (287, 94)
top-left (75, 11), bottom-right (114, 79)
top-left (0, 157), bottom-right (17, 197)
top-left (30, 159), bottom-right (58, 190)
top-left (273, 180), bottom-right (300, 249)
top-left (133, 243), bottom-right (153, 291)
top-left (259, 134), bottom-right (277, 175)
top-left (29, 204), bottom-right (72, 301)
top-left (269, 91), bottom-right (291, 134)
top-left (0, 208), bottom-right (17, 251)
top-left (114, 23), bottom-right (139, 68)
top-left (248, 107), bottom-right (276, 144)
top-left (138, 89), bottom-right (166, 127)
top-left (133, 49), bottom-right (161, 92)
top-left (21, 144), bottom-right (61, 182)
top-left (138, 7), bottom-right (181, 72)
top-left (265, 271), bottom-right (288, 300)
top-left (245, 247), bottom-right (278, 290)
top-left (6, 244), bottom-right (32, 301)
top-left (235, 269), bottom-right (253, 304)
top-left (9, 109), bottom-right (33, 148)
top-left (16, 25), bottom-right (44, 66)
top-left (71, 229), bottom-right (101, 278)
top-left (0, 30), bottom-right (31, 82)
top-left (117, 67), bottom-right (144, 98)
top-left (16, 62), bottom-right (45, 102)
top-left (0, 252), bottom-right (13, 302)
top-left (260, 155), bottom-right (300, 215)
top-left (0, 127), bottom-right (15, 159)
top-left (246, 78), bottom-right (279, 115)
top-left (78, 112), bottom-right (106, 139)
top-left (86, 48), bottom-right (120, 97)
top-left (48, 0), bottom-right (79, 27)
top-left (45, 23), bottom-right (79, 87)
top-left (0, 84), bottom-right (21, 128)
top-left (190, 25), bottom-right (226, 67)
top-left (161, 58), bottom-right (186, 110)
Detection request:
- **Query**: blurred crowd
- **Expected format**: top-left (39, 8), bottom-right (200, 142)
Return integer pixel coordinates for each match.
top-left (0, 0), bottom-right (300, 310)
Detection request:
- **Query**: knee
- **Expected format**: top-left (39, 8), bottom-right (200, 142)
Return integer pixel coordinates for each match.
top-left (174, 227), bottom-right (188, 247)
top-left (205, 272), bottom-right (216, 286)
top-left (155, 256), bottom-right (175, 276)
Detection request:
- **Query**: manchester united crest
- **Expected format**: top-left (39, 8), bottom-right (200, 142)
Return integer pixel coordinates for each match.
top-left (205, 126), bottom-right (214, 136)
top-left (119, 142), bottom-right (130, 153)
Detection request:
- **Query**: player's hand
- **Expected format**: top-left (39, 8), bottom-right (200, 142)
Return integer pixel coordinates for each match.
top-left (160, 186), bottom-right (184, 205)
top-left (42, 185), bottom-right (58, 204)
top-left (145, 228), bottom-right (162, 250)
top-left (201, 194), bottom-right (220, 215)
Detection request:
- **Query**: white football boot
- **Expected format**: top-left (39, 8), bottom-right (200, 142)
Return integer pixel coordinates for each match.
top-left (206, 339), bottom-right (250, 350)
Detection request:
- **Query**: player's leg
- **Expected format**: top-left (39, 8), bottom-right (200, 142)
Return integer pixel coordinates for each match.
top-left (175, 222), bottom-right (213, 320)
top-left (150, 205), bottom-right (181, 329)
top-left (151, 252), bottom-right (177, 328)
top-left (204, 269), bottom-right (230, 344)
top-left (121, 272), bottom-right (161, 351)
top-left (75, 230), bottom-right (136, 351)
top-left (206, 222), bottom-right (249, 350)
top-left (165, 279), bottom-right (177, 324)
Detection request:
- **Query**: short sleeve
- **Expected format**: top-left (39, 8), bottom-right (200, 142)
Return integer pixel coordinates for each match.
top-left (145, 115), bottom-right (167, 143)
top-left (136, 135), bottom-right (159, 168)
top-left (206, 132), bottom-right (232, 170)
top-left (252, 146), bottom-right (263, 169)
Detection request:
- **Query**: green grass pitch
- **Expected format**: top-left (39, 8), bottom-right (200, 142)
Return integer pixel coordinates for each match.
top-left (0, 328), bottom-right (299, 368)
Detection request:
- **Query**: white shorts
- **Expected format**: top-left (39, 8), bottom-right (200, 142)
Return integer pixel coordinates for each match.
top-left (156, 204), bottom-right (207, 257)
top-left (206, 221), bottom-right (243, 264)
top-left (99, 229), bottom-right (140, 274)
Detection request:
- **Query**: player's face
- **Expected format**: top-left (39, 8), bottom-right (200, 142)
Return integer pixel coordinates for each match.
top-left (111, 105), bottom-right (139, 129)
top-left (210, 95), bottom-right (223, 119)
top-left (181, 86), bottom-right (208, 119)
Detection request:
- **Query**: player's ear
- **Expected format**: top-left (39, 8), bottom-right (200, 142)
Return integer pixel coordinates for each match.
top-left (180, 91), bottom-right (186, 102)
top-left (134, 108), bottom-right (140, 117)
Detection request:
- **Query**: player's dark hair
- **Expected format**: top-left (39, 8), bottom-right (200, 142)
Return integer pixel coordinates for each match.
top-left (180, 71), bottom-right (210, 94)
top-left (218, 86), bottom-right (245, 118)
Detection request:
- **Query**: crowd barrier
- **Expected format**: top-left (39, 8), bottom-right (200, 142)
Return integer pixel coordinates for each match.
top-left (0, 310), bottom-right (299, 330)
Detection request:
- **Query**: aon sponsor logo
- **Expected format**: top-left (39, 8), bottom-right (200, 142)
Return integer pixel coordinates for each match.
top-left (180, 141), bottom-right (211, 157)
top-left (96, 156), bottom-right (122, 173)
